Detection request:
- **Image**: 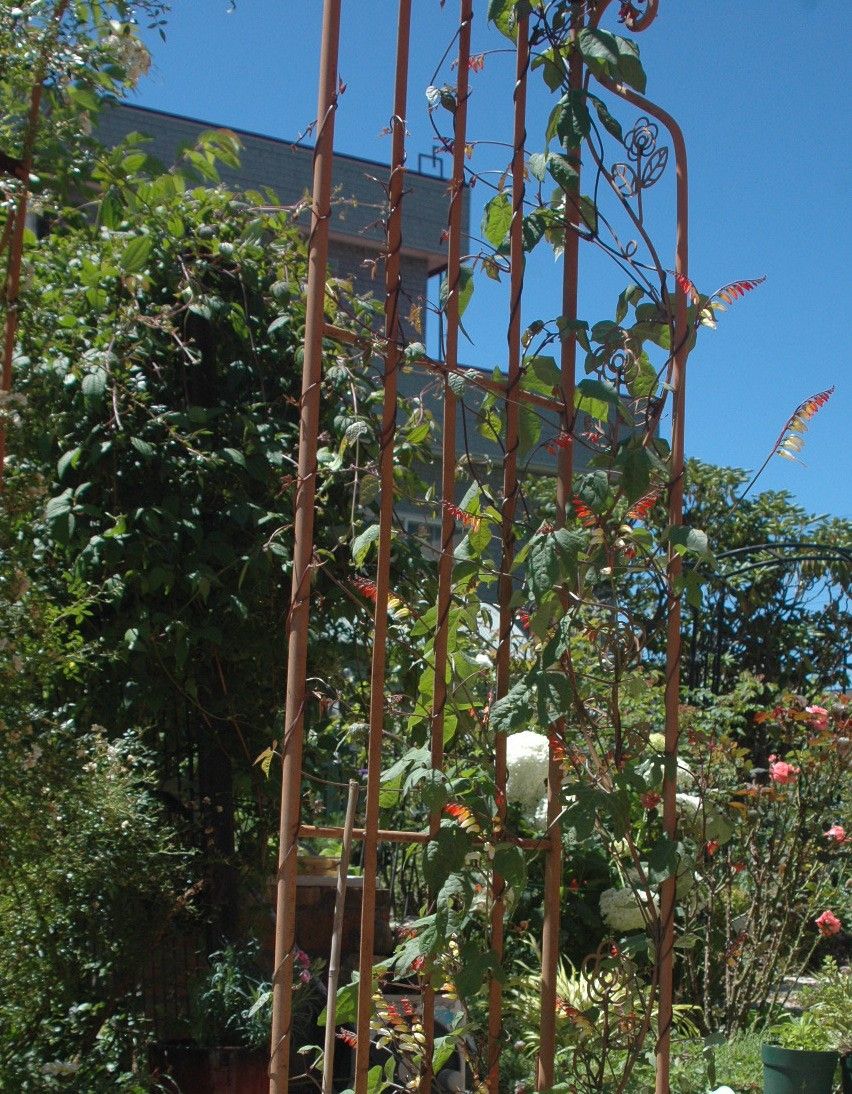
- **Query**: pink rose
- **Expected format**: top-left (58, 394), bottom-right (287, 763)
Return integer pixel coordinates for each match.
top-left (806, 704), bottom-right (829, 729)
top-left (824, 824), bottom-right (846, 843)
top-left (769, 758), bottom-right (800, 784)
top-left (815, 910), bottom-right (842, 937)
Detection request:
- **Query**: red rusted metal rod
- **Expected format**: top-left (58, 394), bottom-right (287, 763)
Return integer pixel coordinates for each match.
top-left (269, 2), bottom-right (341, 1089)
top-left (487, 14), bottom-right (529, 1092)
top-left (421, 2), bottom-right (473, 1084)
top-left (354, 3), bottom-right (412, 1089)
top-left (322, 322), bottom-right (565, 414)
top-left (591, 63), bottom-right (689, 1094)
top-left (537, 15), bottom-right (584, 1090)
top-left (0, 0), bottom-right (70, 490)
top-left (299, 823), bottom-right (551, 852)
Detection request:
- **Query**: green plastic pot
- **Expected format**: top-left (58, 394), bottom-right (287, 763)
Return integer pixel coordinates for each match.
top-left (761, 1043), bottom-right (838, 1094)
top-left (842, 1054), bottom-right (852, 1094)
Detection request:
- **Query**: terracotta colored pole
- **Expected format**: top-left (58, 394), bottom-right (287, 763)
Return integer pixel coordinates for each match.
top-left (1, 0), bottom-right (70, 489)
top-left (657, 113), bottom-right (688, 1094)
top-left (268, 2), bottom-right (341, 1089)
top-left (353, 3), bottom-right (412, 1091)
top-left (421, 1), bottom-right (473, 1087)
top-left (590, 60), bottom-right (689, 1094)
top-left (488, 14), bottom-right (528, 1092)
top-left (538, 16), bottom-right (583, 1091)
top-left (299, 823), bottom-right (550, 852)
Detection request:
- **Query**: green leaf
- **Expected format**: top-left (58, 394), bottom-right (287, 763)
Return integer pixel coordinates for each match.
top-left (518, 401), bottom-right (541, 456)
top-left (547, 153), bottom-right (579, 193)
top-left (487, 0), bottom-right (526, 39)
top-left (575, 470), bottom-right (610, 511)
top-left (615, 284), bottom-right (644, 324)
top-left (646, 834), bottom-right (680, 884)
top-left (668, 526), bottom-right (711, 558)
top-left (352, 523), bottom-right (380, 567)
top-left (455, 943), bottom-right (503, 999)
top-left (81, 368), bottom-right (107, 403)
top-left (440, 265), bottom-right (474, 319)
top-left (522, 209), bottom-right (549, 253)
top-left (122, 235), bottom-right (152, 274)
top-left (489, 680), bottom-right (533, 735)
top-left (222, 447), bottom-right (246, 467)
top-left (575, 378), bottom-right (621, 423)
top-left (528, 152), bottom-right (548, 182)
top-left (618, 445), bottom-right (652, 503)
top-left (626, 351), bottom-right (658, 399)
top-left (482, 193), bottom-right (512, 248)
top-left (45, 489), bottom-right (72, 524)
top-left (578, 28), bottom-right (621, 77)
top-left (318, 976), bottom-right (360, 1026)
top-left (366, 1065), bottom-right (386, 1094)
top-left (551, 90), bottom-right (592, 148)
top-left (588, 93), bottom-right (623, 142)
top-left (493, 843), bottom-right (527, 891)
top-left (614, 35), bottom-right (647, 93)
top-left (433, 1035), bottom-right (458, 1075)
top-left (57, 448), bottom-right (81, 480)
top-left (524, 355), bottom-right (561, 394)
top-left (424, 826), bottom-right (470, 895)
top-left (526, 528), bottom-right (584, 599)
top-left (130, 437), bottom-right (155, 459)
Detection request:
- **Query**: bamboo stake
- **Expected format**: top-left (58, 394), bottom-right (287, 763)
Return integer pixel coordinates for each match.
top-left (322, 780), bottom-right (360, 1094)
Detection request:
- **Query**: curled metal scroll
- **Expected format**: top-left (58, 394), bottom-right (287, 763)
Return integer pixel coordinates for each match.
top-left (612, 116), bottom-right (669, 199)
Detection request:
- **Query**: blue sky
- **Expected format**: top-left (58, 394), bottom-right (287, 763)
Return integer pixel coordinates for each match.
top-left (137, 1), bottom-right (850, 519)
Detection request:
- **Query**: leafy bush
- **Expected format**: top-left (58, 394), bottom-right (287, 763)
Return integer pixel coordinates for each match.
top-left (0, 720), bottom-right (194, 1091)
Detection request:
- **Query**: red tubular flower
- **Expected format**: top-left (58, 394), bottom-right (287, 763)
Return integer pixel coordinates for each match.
top-left (549, 731), bottom-right (567, 763)
top-left (627, 489), bottom-right (660, 522)
top-left (443, 500), bottom-right (481, 531)
top-left (572, 497), bottom-right (597, 528)
top-left (336, 1029), bottom-right (358, 1048)
top-left (640, 791), bottom-right (661, 810)
top-left (545, 431), bottom-right (573, 455)
top-left (815, 910), bottom-right (842, 938)
top-left (468, 53), bottom-right (485, 72)
top-left (444, 801), bottom-right (482, 834)
top-left (352, 576), bottom-right (377, 601)
top-left (705, 840), bottom-right (720, 857)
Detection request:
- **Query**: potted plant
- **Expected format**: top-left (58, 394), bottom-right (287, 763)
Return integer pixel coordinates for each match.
top-left (762, 1013), bottom-right (838, 1094)
top-left (152, 942), bottom-right (322, 1093)
top-left (796, 958), bottom-right (852, 1094)
top-left (763, 959), bottom-right (852, 1094)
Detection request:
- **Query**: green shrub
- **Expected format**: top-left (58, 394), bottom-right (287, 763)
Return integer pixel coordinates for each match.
top-left (0, 721), bottom-right (194, 1091)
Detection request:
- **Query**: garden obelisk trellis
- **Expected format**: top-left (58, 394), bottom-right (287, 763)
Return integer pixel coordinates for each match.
top-left (269, 1), bottom-right (690, 1091)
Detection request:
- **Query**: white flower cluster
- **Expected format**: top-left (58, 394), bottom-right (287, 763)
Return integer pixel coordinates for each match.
top-left (104, 23), bottom-right (151, 85)
top-left (506, 730), bottom-right (549, 824)
top-left (599, 884), bottom-right (657, 934)
top-left (42, 1060), bottom-right (80, 1077)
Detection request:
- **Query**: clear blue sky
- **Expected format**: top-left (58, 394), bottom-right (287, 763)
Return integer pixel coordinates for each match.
top-left (137, 1), bottom-right (850, 519)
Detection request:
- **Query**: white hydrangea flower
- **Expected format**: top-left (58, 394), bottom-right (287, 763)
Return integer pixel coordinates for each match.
top-left (506, 730), bottom-right (549, 822)
top-left (42, 1061), bottom-right (80, 1077)
top-left (599, 884), bottom-right (658, 933)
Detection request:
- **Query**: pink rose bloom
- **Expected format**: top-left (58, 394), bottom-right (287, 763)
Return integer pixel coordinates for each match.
top-left (824, 824), bottom-right (846, 843)
top-left (815, 910), bottom-right (842, 937)
top-left (769, 758), bottom-right (800, 784)
top-left (806, 705), bottom-right (829, 729)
